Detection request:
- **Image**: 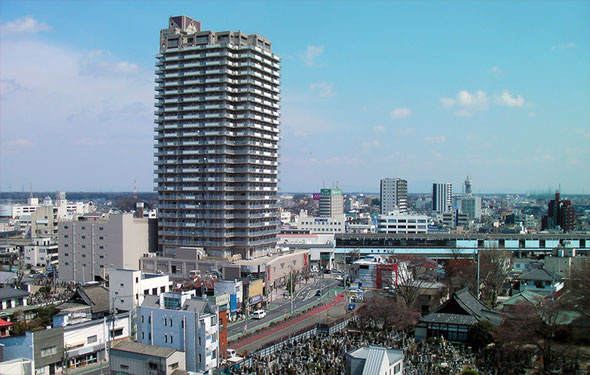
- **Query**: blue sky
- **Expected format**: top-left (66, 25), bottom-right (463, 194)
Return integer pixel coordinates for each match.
top-left (0, 1), bottom-right (588, 194)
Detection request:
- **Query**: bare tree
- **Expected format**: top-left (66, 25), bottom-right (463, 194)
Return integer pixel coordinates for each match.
top-left (478, 248), bottom-right (512, 307)
top-left (494, 298), bottom-right (578, 374)
top-left (380, 255), bottom-right (438, 309)
top-left (358, 294), bottom-right (420, 332)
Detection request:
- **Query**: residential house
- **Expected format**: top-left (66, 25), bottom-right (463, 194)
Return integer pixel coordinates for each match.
top-left (111, 341), bottom-right (186, 375)
top-left (517, 268), bottom-right (564, 295)
top-left (345, 346), bottom-right (404, 375)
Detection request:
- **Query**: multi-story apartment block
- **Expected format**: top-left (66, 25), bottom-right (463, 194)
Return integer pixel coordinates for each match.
top-left (432, 183), bottom-right (452, 213)
top-left (319, 188), bottom-right (344, 218)
top-left (459, 195), bottom-right (482, 221)
top-left (136, 290), bottom-right (219, 373)
top-left (24, 237), bottom-right (58, 268)
top-left (154, 15), bottom-right (281, 260)
top-left (380, 178), bottom-right (408, 214)
top-left (58, 213), bottom-right (149, 283)
top-left (109, 268), bottom-right (170, 313)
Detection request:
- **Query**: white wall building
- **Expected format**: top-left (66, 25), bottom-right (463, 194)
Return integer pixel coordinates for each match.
top-left (376, 211), bottom-right (428, 234)
top-left (58, 213), bottom-right (149, 283)
top-left (380, 178), bottom-right (408, 214)
top-left (109, 268), bottom-right (170, 313)
top-left (296, 211), bottom-right (345, 234)
top-left (432, 183), bottom-right (452, 213)
top-left (24, 237), bottom-right (58, 268)
top-left (319, 188), bottom-right (344, 218)
top-left (136, 290), bottom-right (219, 374)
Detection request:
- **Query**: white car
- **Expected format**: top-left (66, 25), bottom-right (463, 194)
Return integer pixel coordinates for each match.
top-left (252, 310), bottom-right (266, 319)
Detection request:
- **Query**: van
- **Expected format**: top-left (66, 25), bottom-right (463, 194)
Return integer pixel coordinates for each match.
top-left (252, 310), bottom-right (266, 319)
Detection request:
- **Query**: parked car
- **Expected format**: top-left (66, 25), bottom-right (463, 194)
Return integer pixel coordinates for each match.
top-left (348, 303), bottom-right (356, 310)
top-left (315, 290), bottom-right (321, 296)
top-left (252, 310), bottom-right (266, 319)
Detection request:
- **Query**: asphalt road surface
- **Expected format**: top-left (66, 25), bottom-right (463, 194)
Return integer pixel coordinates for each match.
top-left (227, 276), bottom-right (340, 338)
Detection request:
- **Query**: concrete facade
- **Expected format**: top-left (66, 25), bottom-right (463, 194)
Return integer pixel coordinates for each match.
top-left (155, 15), bottom-right (281, 260)
top-left (136, 290), bottom-right (220, 373)
top-left (376, 212), bottom-right (428, 234)
top-left (380, 178), bottom-right (408, 214)
top-left (432, 183), bottom-right (452, 213)
top-left (58, 213), bottom-right (149, 283)
top-left (24, 237), bottom-right (58, 268)
top-left (109, 269), bottom-right (170, 313)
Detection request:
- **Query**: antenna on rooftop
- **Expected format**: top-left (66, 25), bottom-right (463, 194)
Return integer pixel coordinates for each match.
top-left (29, 184), bottom-right (33, 198)
top-left (133, 179), bottom-right (138, 200)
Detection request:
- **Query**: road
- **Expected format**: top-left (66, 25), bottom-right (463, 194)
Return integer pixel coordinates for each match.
top-left (227, 275), bottom-right (341, 338)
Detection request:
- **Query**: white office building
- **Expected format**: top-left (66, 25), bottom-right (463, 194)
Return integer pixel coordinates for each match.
top-left (376, 211), bottom-right (429, 234)
top-left (380, 178), bottom-right (408, 214)
top-left (296, 211), bottom-right (346, 234)
top-left (58, 213), bottom-right (149, 283)
top-left (109, 268), bottom-right (170, 313)
top-left (154, 15), bottom-right (281, 260)
top-left (136, 290), bottom-right (219, 374)
top-left (432, 183), bottom-right (452, 213)
top-left (319, 188), bottom-right (344, 218)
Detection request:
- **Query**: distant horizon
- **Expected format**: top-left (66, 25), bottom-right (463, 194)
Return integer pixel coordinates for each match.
top-left (0, 191), bottom-right (588, 198)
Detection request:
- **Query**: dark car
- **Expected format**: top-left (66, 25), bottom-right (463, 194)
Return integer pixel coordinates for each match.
top-left (315, 290), bottom-right (321, 296)
top-left (347, 303), bottom-right (356, 310)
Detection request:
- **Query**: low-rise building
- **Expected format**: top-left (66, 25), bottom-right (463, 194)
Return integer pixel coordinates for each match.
top-left (108, 268), bottom-right (170, 313)
top-left (136, 290), bottom-right (220, 373)
top-left (376, 211), bottom-right (428, 234)
top-left (517, 268), bottom-right (564, 295)
top-left (415, 288), bottom-right (502, 342)
top-left (24, 237), bottom-right (58, 268)
top-left (0, 287), bottom-right (29, 311)
top-left (345, 346), bottom-right (404, 375)
top-left (296, 211), bottom-right (346, 234)
top-left (111, 341), bottom-right (186, 375)
top-left (0, 326), bottom-right (64, 375)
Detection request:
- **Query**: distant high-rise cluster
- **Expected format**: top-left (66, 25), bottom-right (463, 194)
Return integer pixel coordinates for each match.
top-left (542, 192), bottom-right (575, 232)
top-left (154, 16), bottom-right (281, 259)
top-left (379, 178), bottom-right (408, 214)
top-left (432, 183), bottom-right (452, 213)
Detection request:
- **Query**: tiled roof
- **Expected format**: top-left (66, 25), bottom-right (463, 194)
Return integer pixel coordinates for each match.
top-left (0, 287), bottom-right (29, 300)
top-left (113, 341), bottom-right (178, 358)
top-left (518, 268), bottom-right (562, 282)
top-left (420, 287), bottom-right (502, 326)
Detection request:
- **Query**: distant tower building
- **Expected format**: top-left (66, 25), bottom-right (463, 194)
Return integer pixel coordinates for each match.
top-left (380, 178), bottom-right (408, 214)
top-left (154, 16), bottom-right (281, 259)
top-left (319, 188), bottom-right (344, 217)
top-left (542, 191), bottom-right (575, 232)
top-left (432, 183), bottom-right (452, 213)
top-left (464, 176), bottom-right (472, 195)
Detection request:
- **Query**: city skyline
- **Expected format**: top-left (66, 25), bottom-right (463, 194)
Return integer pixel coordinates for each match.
top-left (1, 1), bottom-right (589, 194)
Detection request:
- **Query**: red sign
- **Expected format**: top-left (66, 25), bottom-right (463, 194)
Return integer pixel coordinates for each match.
top-left (304, 253), bottom-right (308, 265)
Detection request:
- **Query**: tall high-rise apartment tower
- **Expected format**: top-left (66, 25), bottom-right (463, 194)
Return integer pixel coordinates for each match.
top-left (432, 183), bottom-right (452, 213)
top-left (380, 178), bottom-right (408, 214)
top-left (154, 16), bottom-right (281, 259)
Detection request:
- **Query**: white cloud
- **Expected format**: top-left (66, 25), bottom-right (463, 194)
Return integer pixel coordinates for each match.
top-left (390, 108), bottom-right (412, 119)
top-left (373, 125), bottom-right (385, 132)
top-left (424, 136), bottom-right (447, 144)
top-left (361, 140), bottom-right (380, 148)
top-left (488, 66), bottom-right (503, 74)
top-left (309, 82), bottom-right (334, 97)
top-left (394, 127), bottom-right (414, 136)
top-left (496, 90), bottom-right (526, 107)
top-left (0, 16), bottom-right (51, 34)
top-left (440, 90), bottom-right (489, 117)
top-left (552, 42), bottom-right (576, 50)
top-left (79, 50), bottom-right (140, 76)
top-left (0, 38), bottom-right (154, 190)
top-left (3, 138), bottom-right (35, 147)
top-left (293, 129), bottom-right (309, 137)
top-left (431, 151), bottom-right (444, 159)
top-left (302, 45), bottom-right (324, 67)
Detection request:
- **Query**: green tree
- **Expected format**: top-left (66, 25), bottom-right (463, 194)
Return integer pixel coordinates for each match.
top-left (461, 370), bottom-right (479, 375)
top-left (469, 320), bottom-right (494, 351)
